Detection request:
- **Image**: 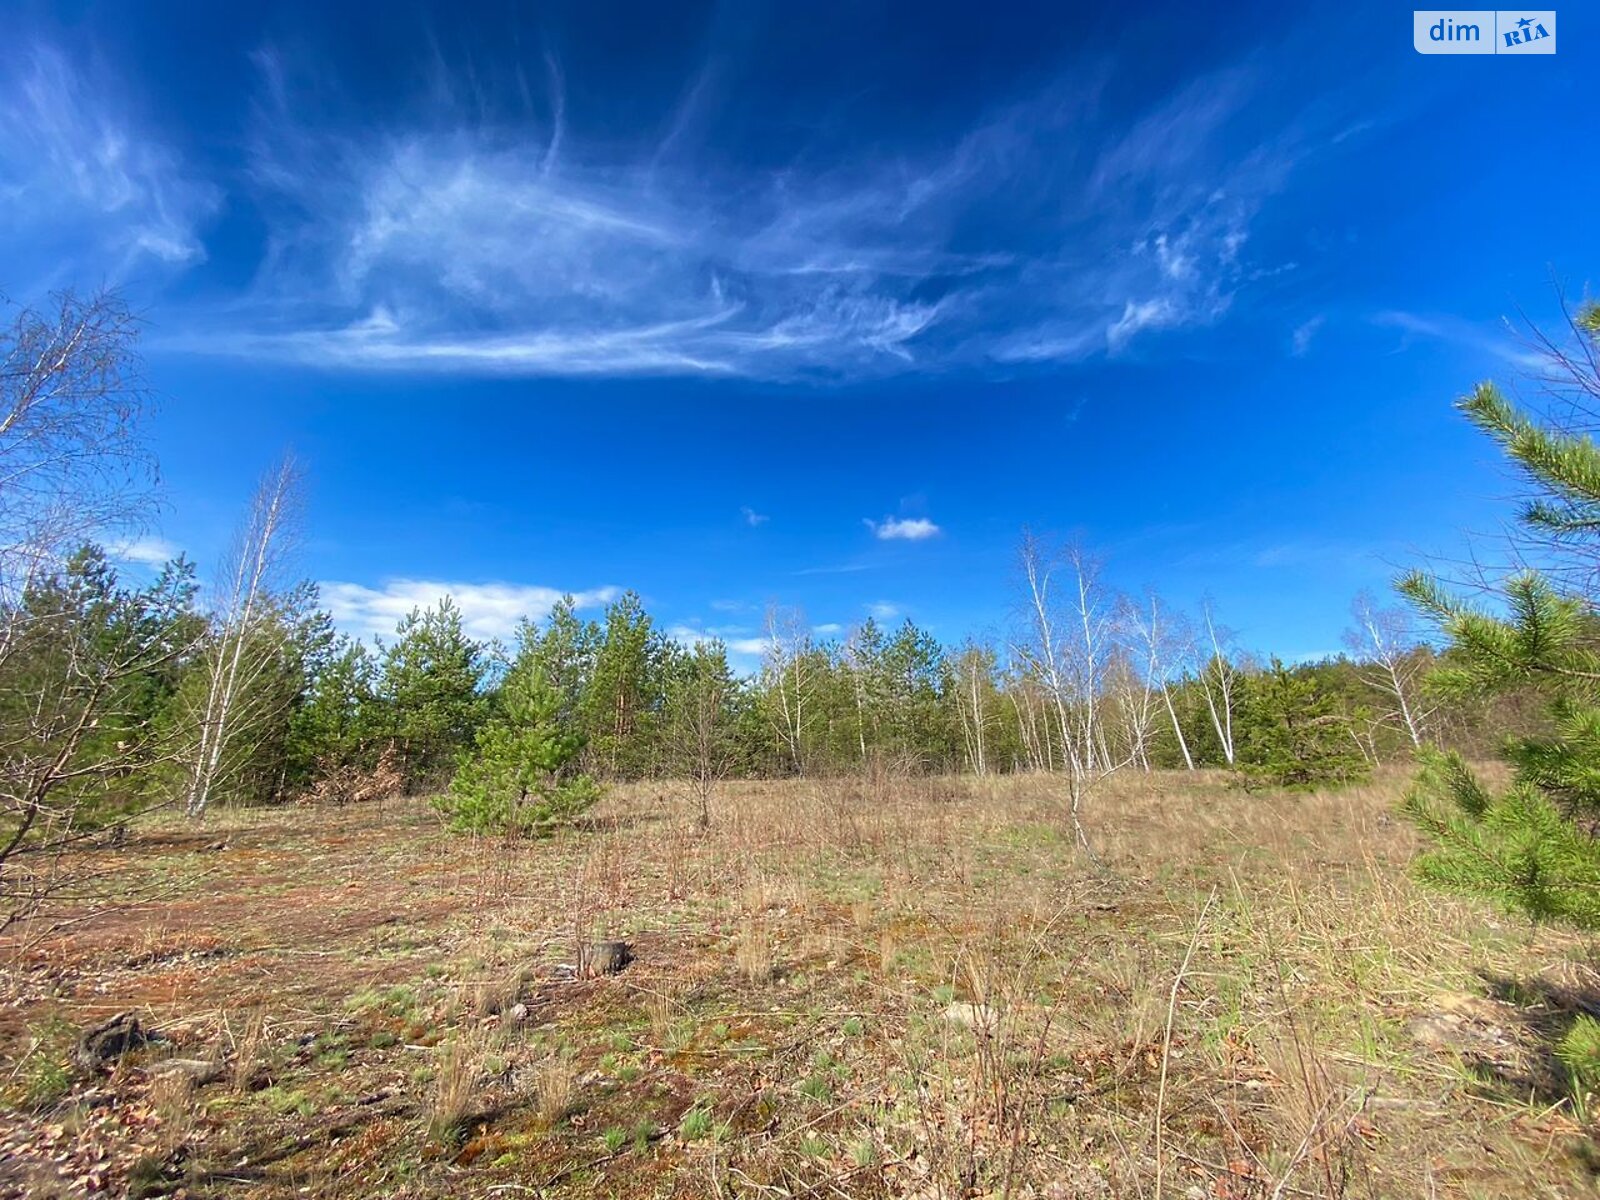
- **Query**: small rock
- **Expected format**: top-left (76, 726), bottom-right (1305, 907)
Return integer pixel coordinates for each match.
top-left (1409, 991), bottom-right (1518, 1055)
top-left (942, 1002), bottom-right (998, 1032)
top-left (505, 1002), bottom-right (529, 1024)
top-left (148, 1058), bottom-right (225, 1086)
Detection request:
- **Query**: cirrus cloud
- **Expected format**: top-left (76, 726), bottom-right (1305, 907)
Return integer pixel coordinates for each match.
top-left (0, 45), bottom-right (218, 288)
top-left (151, 46), bottom-right (1318, 380)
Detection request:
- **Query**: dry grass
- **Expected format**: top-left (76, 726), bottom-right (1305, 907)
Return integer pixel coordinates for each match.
top-left (529, 1052), bottom-right (579, 1126)
top-left (470, 968), bottom-right (524, 1018)
top-left (228, 1007), bottom-right (268, 1092)
top-left (429, 1033), bottom-right (485, 1144)
top-left (1, 764), bottom-right (1594, 1199)
top-left (734, 921), bottom-right (774, 983)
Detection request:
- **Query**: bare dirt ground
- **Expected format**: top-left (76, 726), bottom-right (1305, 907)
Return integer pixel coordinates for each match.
top-left (3, 768), bottom-right (1598, 1199)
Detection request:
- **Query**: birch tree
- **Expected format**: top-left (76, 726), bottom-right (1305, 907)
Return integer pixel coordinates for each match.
top-left (1124, 592), bottom-right (1197, 770)
top-left (949, 640), bottom-right (997, 776)
top-left (1344, 591), bottom-right (1431, 748)
top-left (0, 291), bottom-right (153, 617)
top-left (664, 640), bottom-right (741, 828)
top-left (1197, 601), bottom-right (1240, 766)
top-left (183, 457), bottom-right (301, 817)
top-left (1103, 644), bottom-right (1158, 771)
top-left (840, 619), bottom-right (885, 767)
top-left (0, 290), bottom-right (196, 926)
top-left (1005, 666), bottom-right (1053, 772)
top-left (1012, 532), bottom-right (1128, 857)
top-left (763, 604), bottom-right (813, 775)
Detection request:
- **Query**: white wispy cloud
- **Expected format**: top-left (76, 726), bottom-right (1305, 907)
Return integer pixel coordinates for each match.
top-left (741, 506), bottom-right (769, 527)
top-left (0, 46), bottom-right (217, 286)
top-left (151, 49), bottom-right (1317, 379)
top-left (1, 34), bottom-right (1325, 379)
top-left (321, 578), bottom-right (619, 642)
top-left (1373, 309), bottom-right (1544, 368)
top-left (1291, 315), bottom-right (1325, 356)
top-left (867, 516), bottom-right (941, 541)
top-left (867, 601), bottom-right (901, 621)
top-left (1107, 297), bottom-right (1185, 351)
top-left (109, 535), bottom-right (182, 566)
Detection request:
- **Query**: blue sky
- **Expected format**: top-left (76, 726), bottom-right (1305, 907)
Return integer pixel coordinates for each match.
top-left (2, 1), bottom-right (1595, 664)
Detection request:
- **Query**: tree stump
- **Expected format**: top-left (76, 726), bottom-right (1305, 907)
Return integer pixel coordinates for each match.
top-left (581, 940), bottom-right (633, 977)
top-left (74, 1012), bottom-right (155, 1069)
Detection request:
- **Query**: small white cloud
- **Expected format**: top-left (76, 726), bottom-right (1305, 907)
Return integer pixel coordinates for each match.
top-left (867, 601), bottom-right (901, 621)
top-left (320, 578), bottom-right (619, 643)
top-left (813, 622), bottom-right (843, 635)
top-left (1291, 315), bottom-right (1325, 356)
top-left (109, 536), bottom-right (181, 566)
top-left (866, 516), bottom-right (942, 541)
top-left (666, 623), bottom-right (716, 648)
top-left (665, 623), bottom-right (767, 674)
top-left (741, 506), bottom-right (769, 527)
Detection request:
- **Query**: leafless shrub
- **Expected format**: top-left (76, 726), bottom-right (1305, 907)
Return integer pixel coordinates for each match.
top-left (301, 744), bottom-right (404, 808)
top-left (148, 1068), bottom-right (196, 1152)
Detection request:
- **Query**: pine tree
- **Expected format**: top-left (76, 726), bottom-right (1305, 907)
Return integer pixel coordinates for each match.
top-left (377, 598), bottom-right (488, 787)
top-left (881, 619), bottom-right (949, 767)
top-left (580, 591), bottom-right (665, 779)
top-left (1, 544), bottom-right (199, 891)
top-left (1235, 657), bottom-right (1369, 790)
top-left (439, 641), bottom-right (598, 835)
top-left (286, 635), bottom-right (380, 786)
top-left (523, 597), bottom-right (599, 729)
top-left (1402, 303), bottom-right (1600, 925)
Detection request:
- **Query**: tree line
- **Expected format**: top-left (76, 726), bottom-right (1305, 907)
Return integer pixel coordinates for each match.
top-left (1, 507), bottom-right (1506, 835)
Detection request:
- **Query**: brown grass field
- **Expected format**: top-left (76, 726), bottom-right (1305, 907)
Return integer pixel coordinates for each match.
top-left (3, 768), bottom-right (1598, 1199)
